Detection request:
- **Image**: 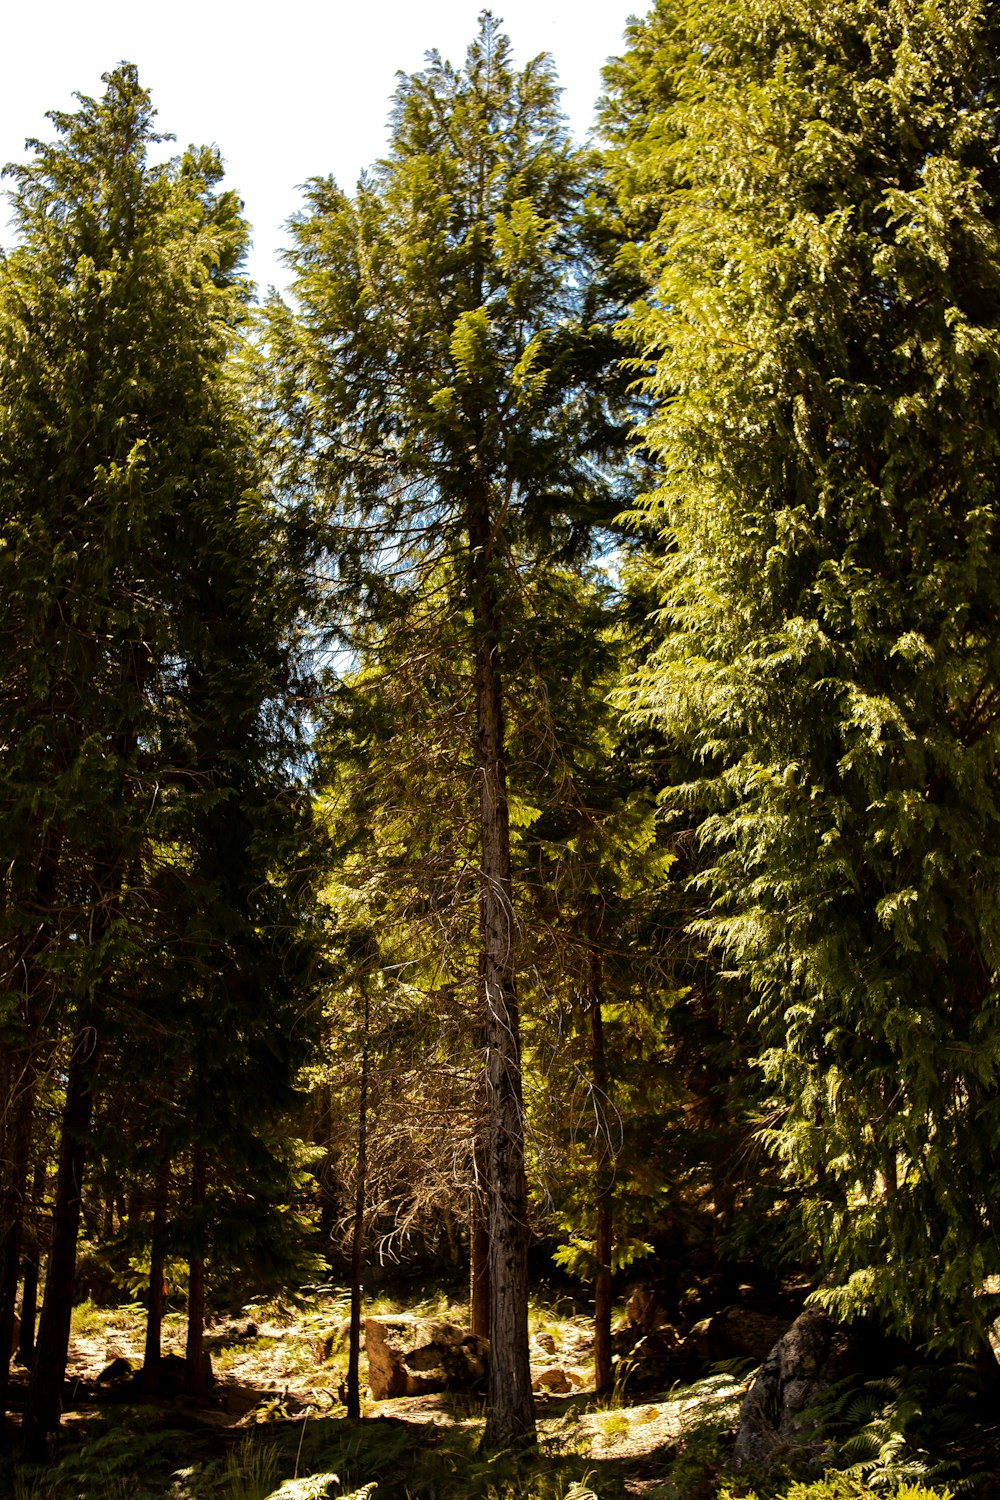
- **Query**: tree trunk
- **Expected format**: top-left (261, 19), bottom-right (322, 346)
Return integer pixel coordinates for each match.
top-left (469, 1127), bottom-right (490, 1339)
top-left (0, 1215), bottom-right (22, 1439)
top-left (589, 943), bottom-right (613, 1395)
top-left (594, 1197), bottom-right (613, 1395)
top-left (0, 1049), bottom-right (35, 1434)
top-left (184, 1151), bottom-right (208, 1401)
top-left (143, 1155), bottom-right (171, 1370)
top-left (469, 482), bottom-right (535, 1454)
top-left (22, 1024), bottom-right (100, 1460)
top-left (17, 1161), bottom-right (43, 1370)
top-left (18, 1248), bottom-right (40, 1370)
top-left (346, 988), bottom-right (370, 1421)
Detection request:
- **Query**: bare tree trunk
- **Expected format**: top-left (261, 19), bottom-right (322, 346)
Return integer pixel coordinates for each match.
top-left (594, 1197), bottom-right (613, 1394)
top-left (469, 1130), bottom-right (491, 1339)
top-left (17, 1163), bottom-right (45, 1369)
top-left (0, 1048), bottom-right (35, 1435)
top-left (346, 988), bottom-right (370, 1421)
top-left (469, 482), bottom-right (535, 1454)
top-left (589, 943), bottom-right (614, 1395)
top-left (143, 1155), bottom-right (171, 1370)
top-left (315, 1081), bottom-right (338, 1244)
top-left (22, 1024), bottom-right (100, 1460)
top-left (0, 867), bottom-right (50, 1443)
top-left (18, 1246), bottom-right (40, 1369)
top-left (184, 1151), bottom-right (208, 1401)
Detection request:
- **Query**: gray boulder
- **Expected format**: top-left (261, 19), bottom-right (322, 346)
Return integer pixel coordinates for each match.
top-left (734, 1306), bottom-right (843, 1465)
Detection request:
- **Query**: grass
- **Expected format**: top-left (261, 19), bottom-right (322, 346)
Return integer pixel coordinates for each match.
top-left (365, 1287), bottom-right (466, 1322)
top-left (220, 1436), bottom-right (281, 1500)
top-left (593, 1410), bottom-right (631, 1441)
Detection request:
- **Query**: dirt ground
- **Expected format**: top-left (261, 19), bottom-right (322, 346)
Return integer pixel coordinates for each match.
top-left (16, 1296), bottom-right (745, 1493)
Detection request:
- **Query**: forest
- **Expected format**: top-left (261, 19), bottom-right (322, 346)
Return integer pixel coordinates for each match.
top-left (2, 1), bottom-right (1000, 1497)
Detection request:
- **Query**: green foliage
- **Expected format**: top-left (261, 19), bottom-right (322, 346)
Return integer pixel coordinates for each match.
top-left (551, 1237), bottom-right (654, 1279)
top-left (264, 1480), bottom-right (364, 1500)
top-left (270, 17), bottom-right (641, 1351)
top-left (0, 63), bottom-right (254, 1028)
top-left (819, 1362), bottom-right (997, 1493)
top-left (17, 1410), bottom-right (184, 1498)
top-left (609, 0), bottom-right (1000, 1348)
top-left (221, 1437), bottom-right (281, 1500)
top-left (0, 64), bottom-right (324, 1386)
top-left (266, 13), bottom-right (628, 597)
top-left (719, 1476), bottom-right (950, 1500)
top-left (274, 1419), bottom-right (412, 1498)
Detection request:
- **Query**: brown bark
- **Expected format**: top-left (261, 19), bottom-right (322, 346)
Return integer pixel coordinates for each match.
top-left (143, 1154), bottom-right (171, 1370)
top-left (184, 1151), bottom-right (208, 1401)
top-left (0, 1049), bottom-right (35, 1431)
top-left (17, 1161), bottom-right (43, 1369)
top-left (0, 1217), bottom-right (21, 1434)
top-left (594, 1198), bottom-right (613, 1394)
top-left (589, 942), bottom-right (614, 1395)
top-left (22, 1024), bottom-right (100, 1460)
top-left (346, 989), bottom-right (370, 1421)
top-left (468, 480), bottom-right (535, 1454)
top-left (18, 1250), bottom-right (40, 1369)
top-left (0, 859), bottom-right (51, 1437)
top-left (469, 1166), bottom-right (491, 1340)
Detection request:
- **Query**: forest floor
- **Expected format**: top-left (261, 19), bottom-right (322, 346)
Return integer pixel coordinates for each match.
top-left (2, 1287), bottom-right (749, 1500)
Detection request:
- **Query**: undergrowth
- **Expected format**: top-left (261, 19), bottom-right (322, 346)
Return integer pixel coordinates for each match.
top-left (6, 1293), bottom-right (993, 1500)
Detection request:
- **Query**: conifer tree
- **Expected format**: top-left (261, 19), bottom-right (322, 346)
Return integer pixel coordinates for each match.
top-left (268, 11), bottom-right (628, 1448)
top-left (608, 0), bottom-right (1000, 1350)
top-left (0, 66), bottom-right (317, 1452)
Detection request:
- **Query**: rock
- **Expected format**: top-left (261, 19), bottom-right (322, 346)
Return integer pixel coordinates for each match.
top-left (97, 1356), bottom-right (133, 1383)
top-left (625, 1286), bottom-right (664, 1331)
top-left (734, 1307), bottom-right (843, 1465)
top-left (421, 1326), bottom-right (488, 1386)
top-left (614, 1286), bottom-right (670, 1362)
top-left (707, 1308), bottom-right (789, 1363)
top-left (683, 1307), bottom-right (789, 1367)
top-left (617, 1303), bottom-right (797, 1393)
top-left (617, 1325), bottom-right (686, 1390)
top-left (685, 1317), bottom-right (714, 1362)
top-left (532, 1366), bottom-right (571, 1394)
top-left (315, 1317), bottom-right (352, 1363)
top-left (636, 1325), bottom-right (681, 1360)
top-left (405, 1338), bottom-right (449, 1372)
top-left (365, 1317), bottom-right (488, 1400)
top-left (365, 1315), bottom-right (417, 1398)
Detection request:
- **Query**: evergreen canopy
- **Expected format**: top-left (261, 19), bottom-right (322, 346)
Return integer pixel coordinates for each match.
top-left (609, 0), bottom-right (1000, 1347)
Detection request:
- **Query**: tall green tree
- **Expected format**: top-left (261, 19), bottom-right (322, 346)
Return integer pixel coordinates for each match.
top-left (268, 11), bottom-right (628, 1448)
top-left (0, 65), bottom-right (317, 1453)
top-left (607, 0), bottom-right (1000, 1351)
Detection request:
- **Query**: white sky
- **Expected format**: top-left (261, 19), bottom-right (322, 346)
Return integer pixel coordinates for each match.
top-left (2, 1), bottom-right (639, 295)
